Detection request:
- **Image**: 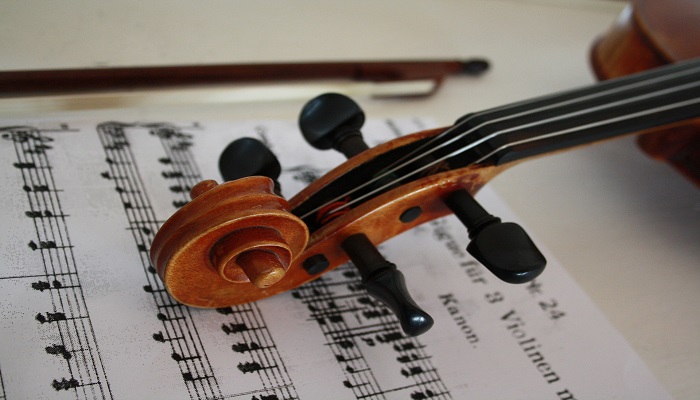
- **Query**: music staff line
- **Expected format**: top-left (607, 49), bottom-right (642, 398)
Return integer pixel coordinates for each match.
top-left (153, 124), bottom-right (299, 400)
top-left (3, 125), bottom-right (113, 399)
top-left (98, 122), bottom-right (302, 400)
top-left (98, 123), bottom-right (222, 400)
top-left (294, 261), bottom-right (451, 400)
top-left (15, 126), bottom-right (102, 394)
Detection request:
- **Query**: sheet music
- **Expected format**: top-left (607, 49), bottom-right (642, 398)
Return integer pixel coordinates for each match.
top-left (0, 117), bottom-right (671, 400)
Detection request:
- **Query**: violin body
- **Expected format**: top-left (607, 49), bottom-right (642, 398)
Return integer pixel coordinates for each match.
top-left (591, 0), bottom-right (700, 184)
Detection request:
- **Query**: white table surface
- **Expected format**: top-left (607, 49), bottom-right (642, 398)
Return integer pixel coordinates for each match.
top-left (2, 1), bottom-right (698, 398)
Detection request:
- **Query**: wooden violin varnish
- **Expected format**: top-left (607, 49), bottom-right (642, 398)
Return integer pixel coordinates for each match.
top-left (591, 0), bottom-right (700, 185)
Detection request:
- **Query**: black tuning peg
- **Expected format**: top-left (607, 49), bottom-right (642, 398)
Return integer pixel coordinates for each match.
top-left (341, 234), bottom-right (434, 337)
top-left (444, 190), bottom-right (545, 284)
top-left (299, 93), bottom-right (370, 158)
top-left (218, 137), bottom-right (282, 194)
top-left (299, 93), bottom-right (433, 336)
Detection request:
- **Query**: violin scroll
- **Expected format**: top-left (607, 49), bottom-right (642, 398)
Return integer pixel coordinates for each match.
top-left (149, 175), bottom-right (309, 307)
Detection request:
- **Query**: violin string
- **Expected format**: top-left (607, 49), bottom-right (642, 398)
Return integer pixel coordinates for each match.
top-left (462, 79), bottom-right (700, 159)
top-left (299, 60), bottom-right (700, 221)
top-left (376, 59), bottom-right (700, 176)
top-left (473, 96), bottom-right (700, 165)
top-left (301, 62), bottom-right (700, 221)
top-left (300, 61), bottom-right (700, 221)
top-left (317, 95), bottom-right (700, 220)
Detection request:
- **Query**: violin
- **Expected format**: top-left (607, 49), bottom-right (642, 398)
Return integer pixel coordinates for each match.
top-left (150, 1), bottom-right (700, 337)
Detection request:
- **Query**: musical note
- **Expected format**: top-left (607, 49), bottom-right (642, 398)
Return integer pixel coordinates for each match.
top-left (182, 372), bottom-right (211, 382)
top-left (39, 241), bottom-right (57, 249)
top-left (169, 185), bottom-right (187, 193)
top-left (376, 332), bottom-right (403, 343)
top-left (31, 281), bottom-right (51, 291)
top-left (152, 332), bottom-right (166, 343)
top-left (397, 354), bottom-right (421, 363)
top-left (401, 366), bottom-right (424, 377)
top-left (342, 270), bottom-right (358, 279)
top-left (143, 285), bottom-right (165, 293)
top-left (172, 200), bottom-right (188, 208)
top-left (329, 315), bottom-right (343, 323)
top-left (152, 129), bottom-right (174, 139)
top-left (13, 162), bottom-right (36, 169)
top-left (171, 352), bottom-right (201, 362)
top-left (45, 344), bottom-right (72, 360)
top-left (394, 342), bottom-right (417, 352)
top-left (170, 141), bottom-right (193, 151)
top-left (25, 210), bottom-right (52, 218)
top-left (346, 283), bottom-right (364, 292)
top-left (104, 141), bottom-right (129, 150)
top-left (232, 342), bottom-right (261, 353)
top-left (32, 281), bottom-right (64, 291)
top-left (216, 307), bottom-right (234, 315)
top-left (237, 361), bottom-right (263, 374)
top-left (411, 389), bottom-right (437, 399)
top-left (356, 297), bottom-right (374, 306)
top-left (36, 312), bottom-right (67, 324)
top-left (22, 184), bottom-right (50, 192)
top-left (251, 394), bottom-right (280, 400)
top-left (157, 312), bottom-right (184, 321)
top-left (363, 309), bottom-right (390, 319)
top-left (51, 377), bottom-right (79, 391)
top-left (161, 171), bottom-right (183, 178)
top-left (221, 323), bottom-right (248, 335)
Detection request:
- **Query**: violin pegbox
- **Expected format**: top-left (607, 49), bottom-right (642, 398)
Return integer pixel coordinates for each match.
top-left (150, 92), bottom-right (545, 336)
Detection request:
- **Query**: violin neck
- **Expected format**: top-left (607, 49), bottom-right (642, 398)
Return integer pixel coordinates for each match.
top-left (462, 58), bottom-right (700, 166)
